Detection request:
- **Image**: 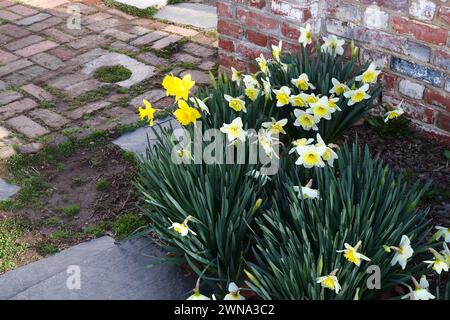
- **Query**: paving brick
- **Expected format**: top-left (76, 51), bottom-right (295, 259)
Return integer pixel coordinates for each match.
top-left (0, 0), bottom-right (14, 8)
top-left (0, 10), bottom-right (21, 21)
top-left (180, 70), bottom-right (211, 85)
top-left (68, 48), bottom-right (108, 65)
top-left (0, 90), bottom-right (23, 106)
top-left (0, 49), bottom-right (18, 64)
top-left (137, 52), bottom-right (168, 66)
top-left (103, 106), bottom-right (138, 125)
top-left (27, 16), bottom-right (63, 32)
top-left (0, 34), bottom-right (12, 45)
top-left (30, 52), bottom-right (65, 70)
top-left (171, 52), bottom-right (201, 65)
top-left (163, 24), bottom-right (199, 37)
top-left (151, 34), bottom-right (182, 50)
top-left (21, 84), bottom-right (54, 101)
top-left (130, 31), bottom-right (168, 46)
top-left (4, 35), bottom-right (44, 51)
top-left (182, 42), bottom-right (216, 57)
top-left (19, 142), bottom-right (43, 154)
top-left (16, 13), bottom-right (51, 26)
top-left (3, 65), bottom-right (48, 84)
top-left (130, 89), bottom-right (166, 107)
top-left (47, 73), bottom-right (90, 90)
top-left (110, 41), bottom-right (139, 53)
top-left (69, 34), bottom-right (108, 49)
top-left (84, 12), bottom-right (112, 24)
top-left (0, 59), bottom-right (33, 77)
top-left (66, 101), bottom-right (111, 120)
top-left (15, 40), bottom-right (59, 57)
top-left (127, 25), bottom-right (152, 36)
top-left (6, 115), bottom-right (49, 138)
top-left (7, 4), bottom-right (39, 16)
top-left (29, 109), bottom-right (70, 129)
top-left (48, 46), bottom-right (77, 61)
top-left (0, 23), bottom-right (30, 38)
top-left (0, 98), bottom-right (37, 120)
top-left (198, 60), bottom-right (216, 71)
top-left (102, 28), bottom-right (135, 42)
top-left (87, 18), bottom-right (121, 32)
top-left (42, 28), bottom-right (75, 43)
top-left (64, 79), bottom-right (103, 98)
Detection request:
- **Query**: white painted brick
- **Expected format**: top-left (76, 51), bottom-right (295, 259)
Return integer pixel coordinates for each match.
top-left (363, 5), bottom-right (389, 29)
top-left (410, 0), bottom-right (436, 21)
top-left (399, 79), bottom-right (425, 99)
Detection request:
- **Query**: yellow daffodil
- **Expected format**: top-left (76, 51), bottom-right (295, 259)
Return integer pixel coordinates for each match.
top-left (231, 67), bottom-right (242, 85)
top-left (305, 93), bottom-right (319, 105)
top-left (402, 276), bottom-right (435, 300)
top-left (424, 248), bottom-right (449, 274)
top-left (138, 99), bottom-right (156, 126)
top-left (328, 95), bottom-right (341, 111)
top-left (388, 235), bottom-right (414, 270)
top-left (220, 117), bottom-right (247, 142)
top-left (299, 23), bottom-right (312, 46)
top-left (293, 109), bottom-right (320, 131)
top-left (245, 86), bottom-right (259, 101)
top-left (173, 99), bottom-right (201, 126)
top-left (337, 240), bottom-right (371, 266)
top-left (316, 269), bottom-right (341, 294)
top-left (307, 96), bottom-right (334, 120)
top-left (162, 74), bottom-right (196, 101)
top-left (189, 96), bottom-right (210, 115)
top-left (290, 93), bottom-right (307, 107)
top-left (329, 78), bottom-right (349, 96)
top-left (168, 215), bottom-right (196, 237)
top-left (384, 101), bottom-right (405, 122)
top-left (295, 145), bottom-right (326, 168)
top-left (256, 53), bottom-right (270, 75)
top-left (187, 279), bottom-right (211, 300)
top-left (289, 137), bottom-right (314, 154)
top-left (262, 118), bottom-right (288, 135)
top-left (291, 73), bottom-right (316, 91)
top-left (316, 133), bottom-right (338, 167)
top-left (321, 35), bottom-right (345, 56)
top-left (344, 84), bottom-right (371, 106)
top-left (434, 226), bottom-right (450, 243)
top-left (356, 62), bottom-right (381, 84)
top-left (272, 40), bottom-right (282, 62)
top-left (224, 282), bottom-right (245, 300)
top-left (273, 86), bottom-right (291, 107)
top-left (293, 179), bottom-right (320, 200)
top-left (261, 77), bottom-right (272, 100)
top-left (224, 94), bottom-right (247, 112)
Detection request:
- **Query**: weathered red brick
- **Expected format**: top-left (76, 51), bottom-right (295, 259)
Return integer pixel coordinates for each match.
top-left (248, 0), bottom-right (265, 9)
top-left (439, 6), bottom-right (450, 25)
top-left (235, 41), bottom-right (270, 60)
top-left (217, 20), bottom-right (242, 39)
top-left (437, 112), bottom-right (450, 132)
top-left (271, 0), bottom-right (311, 21)
top-left (247, 30), bottom-right (267, 47)
top-left (217, 1), bottom-right (233, 18)
top-left (413, 123), bottom-right (450, 145)
top-left (237, 8), bottom-right (278, 32)
top-left (281, 21), bottom-right (300, 41)
top-left (424, 88), bottom-right (450, 111)
top-left (218, 53), bottom-right (247, 71)
top-left (379, 72), bottom-right (397, 92)
top-left (219, 37), bottom-right (235, 52)
top-left (391, 16), bottom-right (447, 45)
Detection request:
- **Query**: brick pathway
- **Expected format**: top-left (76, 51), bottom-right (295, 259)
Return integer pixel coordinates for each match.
top-left (0, 0), bottom-right (217, 158)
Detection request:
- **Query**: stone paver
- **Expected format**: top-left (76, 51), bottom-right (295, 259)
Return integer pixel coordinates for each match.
top-left (0, 98), bottom-right (37, 120)
top-left (30, 52), bottom-right (65, 70)
top-left (0, 90), bottom-right (22, 106)
top-left (6, 115), bottom-right (50, 138)
top-left (151, 34), bottom-right (182, 50)
top-left (0, 59), bottom-right (33, 77)
top-left (15, 40), bottom-right (58, 57)
top-left (0, 49), bottom-right (17, 63)
top-left (66, 101), bottom-right (111, 120)
top-left (155, 3), bottom-right (217, 29)
top-left (21, 84), bottom-right (54, 101)
top-left (130, 31), bottom-right (167, 46)
top-left (16, 13), bottom-right (51, 26)
top-left (4, 35), bottom-right (44, 51)
top-left (29, 109), bottom-right (70, 129)
top-left (0, 178), bottom-right (20, 201)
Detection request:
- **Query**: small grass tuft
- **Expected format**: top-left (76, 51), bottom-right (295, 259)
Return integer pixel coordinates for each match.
top-left (96, 178), bottom-right (110, 191)
top-left (94, 65), bottom-right (132, 83)
top-left (0, 219), bottom-right (27, 273)
top-left (112, 213), bottom-right (147, 240)
top-left (57, 204), bottom-right (81, 217)
top-left (35, 242), bottom-right (59, 256)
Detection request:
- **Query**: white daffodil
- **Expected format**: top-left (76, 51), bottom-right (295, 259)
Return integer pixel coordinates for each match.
top-left (434, 226), bottom-right (450, 243)
top-left (187, 279), bottom-right (211, 300)
top-left (245, 86), bottom-right (259, 101)
top-left (329, 78), bottom-right (349, 96)
top-left (262, 118), bottom-right (288, 135)
top-left (289, 138), bottom-right (314, 154)
top-left (307, 96), bottom-right (334, 120)
top-left (315, 133), bottom-right (338, 167)
top-left (290, 93), bottom-right (308, 108)
top-left (293, 109), bottom-right (320, 131)
top-left (389, 235), bottom-right (414, 270)
top-left (355, 62), bottom-right (381, 84)
top-left (293, 179), bottom-right (320, 200)
top-left (441, 242), bottom-right (450, 265)
top-left (316, 269), bottom-right (341, 294)
top-left (272, 40), bottom-right (282, 62)
top-left (321, 35), bottom-right (345, 56)
top-left (273, 86), bottom-right (291, 107)
top-left (337, 240), bottom-right (371, 266)
top-left (295, 145), bottom-right (326, 168)
top-left (304, 93), bottom-right (319, 105)
top-left (224, 94), bottom-right (247, 112)
top-left (231, 67), bottom-right (242, 86)
top-left (189, 96), bottom-right (210, 115)
top-left (261, 77), bottom-right (272, 100)
top-left (257, 129), bottom-right (280, 159)
top-left (220, 117), bottom-right (247, 142)
top-left (291, 73), bottom-right (316, 91)
top-left (299, 23), bottom-right (312, 46)
top-left (328, 95), bottom-right (341, 111)
top-left (243, 74), bottom-right (260, 88)
top-left (384, 100), bottom-right (405, 122)
top-left (246, 169), bottom-right (272, 186)
top-left (424, 248), bottom-right (449, 274)
top-left (176, 146), bottom-right (193, 162)
top-left (224, 282), bottom-right (245, 300)
top-left (256, 54), bottom-right (270, 75)
top-left (344, 83), bottom-right (371, 106)
top-left (168, 215), bottom-right (197, 237)
top-left (402, 276), bottom-right (435, 300)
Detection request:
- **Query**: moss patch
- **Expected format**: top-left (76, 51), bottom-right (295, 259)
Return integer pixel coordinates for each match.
top-left (0, 219), bottom-right (27, 273)
top-left (104, 0), bottom-right (158, 18)
top-left (94, 65), bottom-right (132, 83)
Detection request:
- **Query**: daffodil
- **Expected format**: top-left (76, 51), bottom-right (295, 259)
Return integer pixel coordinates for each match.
top-left (273, 86), bottom-right (291, 107)
top-left (162, 74), bottom-right (195, 101)
top-left (328, 95), bottom-right (341, 111)
top-left (272, 40), bottom-right (282, 62)
top-left (262, 118), bottom-right (288, 135)
top-left (434, 226), bottom-right (450, 243)
top-left (316, 133), bottom-right (338, 167)
top-left (307, 96), bottom-right (334, 120)
top-left (424, 248), bottom-right (449, 274)
top-left (304, 93), bottom-right (319, 105)
top-left (224, 94), bottom-right (246, 112)
top-left (261, 77), bottom-right (272, 100)
top-left (243, 74), bottom-right (260, 88)
top-left (257, 129), bottom-right (280, 159)
top-left (291, 73), bottom-right (316, 91)
top-left (321, 35), bottom-right (345, 56)
top-left (231, 67), bottom-right (242, 85)
top-left (220, 117), bottom-right (247, 142)
top-left (344, 83), bottom-right (371, 106)
top-left (290, 93), bottom-right (307, 107)
top-left (245, 86), bottom-right (259, 101)
top-left (384, 103), bottom-right (405, 123)
top-left (168, 215), bottom-right (196, 237)
top-left (441, 242), bottom-right (450, 265)
top-left (224, 282), bottom-right (245, 300)
top-left (189, 96), bottom-right (210, 115)
top-left (298, 23), bottom-right (312, 46)
top-left (356, 62), bottom-right (381, 84)
top-left (173, 99), bottom-right (201, 126)
top-left (293, 109), bottom-right (320, 131)
top-left (337, 241), bottom-right (371, 266)
top-left (329, 78), bottom-right (349, 96)
top-left (389, 235), bottom-right (414, 270)
top-left (295, 145), bottom-right (326, 168)
top-left (289, 138), bottom-right (314, 154)
top-left (293, 180), bottom-right (320, 200)
top-left (402, 276), bottom-right (435, 300)
top-left (256, 54), bottom-right (270, 75)
top-left (316, 269), bottom-right (341, 294)
top-left (138, 99), bottom-right (156, 126)
top-left (187, 279), bottom-right (211, 300)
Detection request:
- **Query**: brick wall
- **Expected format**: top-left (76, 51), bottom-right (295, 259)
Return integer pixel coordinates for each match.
top-left (217, 0), bottom-right (450, 143)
